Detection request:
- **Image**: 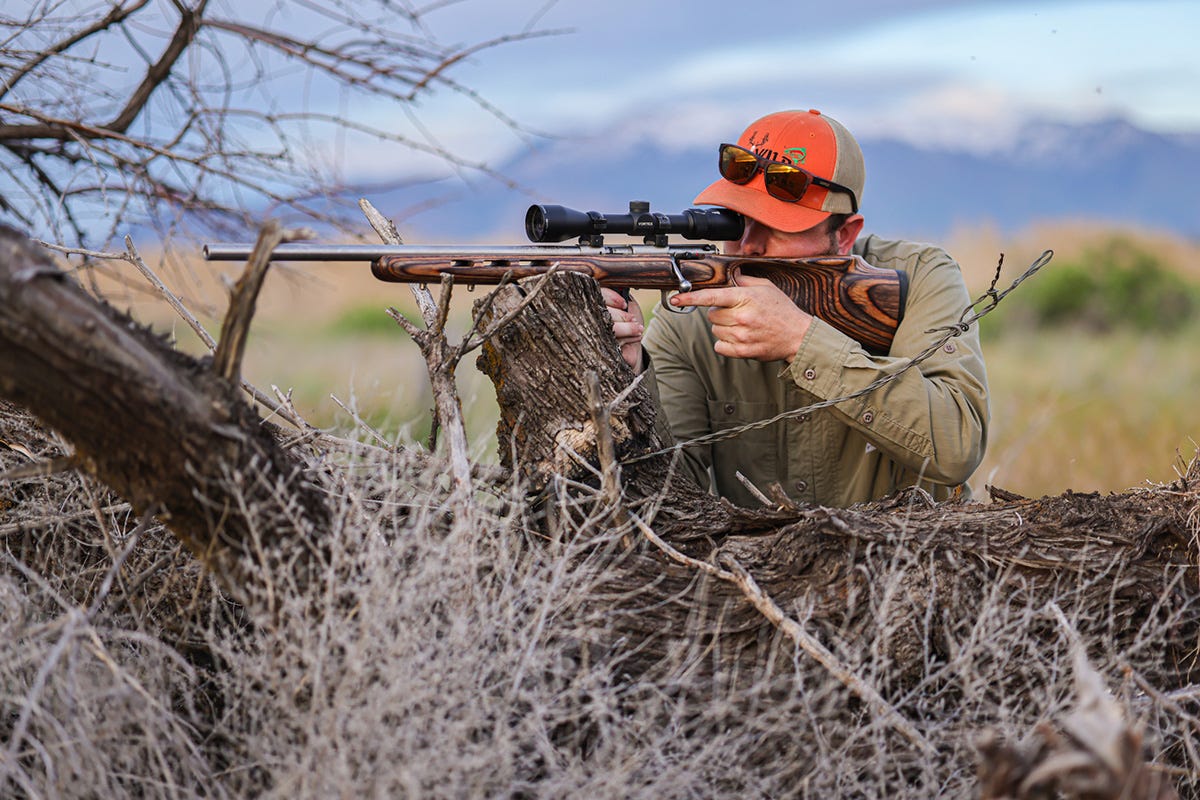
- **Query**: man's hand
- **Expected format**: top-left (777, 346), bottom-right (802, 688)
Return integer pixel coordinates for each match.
top-left (601, 287), bottom-right (645, 373)
top-left (669, 273), bottom-right (812, 362)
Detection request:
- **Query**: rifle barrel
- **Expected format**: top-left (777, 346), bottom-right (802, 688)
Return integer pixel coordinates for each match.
top-left (201, 243), bottom-right (716, 262)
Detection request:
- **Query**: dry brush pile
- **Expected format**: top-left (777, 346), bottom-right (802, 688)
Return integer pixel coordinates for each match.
top-left (2, 223), bottom-right (1199, 798)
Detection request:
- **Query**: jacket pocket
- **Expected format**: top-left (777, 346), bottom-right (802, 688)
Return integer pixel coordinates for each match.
top-left (705, 399), bottom-right (780, 502)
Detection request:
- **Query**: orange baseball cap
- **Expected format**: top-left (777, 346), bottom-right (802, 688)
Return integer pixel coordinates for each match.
top-left (694, 109), bottom-right (865, 233)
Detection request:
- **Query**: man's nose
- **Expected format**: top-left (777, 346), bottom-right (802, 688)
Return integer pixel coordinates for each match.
top-left (731, 220), bottom-right (767, 256)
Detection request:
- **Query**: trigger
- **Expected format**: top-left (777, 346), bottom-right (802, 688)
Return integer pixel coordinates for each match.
top-left (661, 289), bottom-right (696, 314)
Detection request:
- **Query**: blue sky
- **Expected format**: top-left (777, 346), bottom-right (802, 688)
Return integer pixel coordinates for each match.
top-left (341, 0), bottom-right (1199, 180)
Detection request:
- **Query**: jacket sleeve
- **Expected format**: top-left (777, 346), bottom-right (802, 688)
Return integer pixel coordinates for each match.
top-left (784, 247), bottom-right (989, 485)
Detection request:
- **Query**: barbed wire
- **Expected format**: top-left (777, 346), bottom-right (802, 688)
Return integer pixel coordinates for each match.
top-left (622, 250), bottom-right (1053, 465)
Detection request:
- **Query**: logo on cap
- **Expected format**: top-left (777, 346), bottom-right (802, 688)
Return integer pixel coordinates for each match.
top-left (745, 132), bottom-right (808, 168)
top-left (748, 131), bottom-right (770, 149)
top-left (783, 147), bottom-right (807, 165)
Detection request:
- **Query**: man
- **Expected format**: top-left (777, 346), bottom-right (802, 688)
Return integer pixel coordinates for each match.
top-left (604, 109), bottom-right (988, 508)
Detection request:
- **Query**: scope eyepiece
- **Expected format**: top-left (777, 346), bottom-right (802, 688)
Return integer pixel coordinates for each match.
top-left (525, 201), bottom-right (744, 244)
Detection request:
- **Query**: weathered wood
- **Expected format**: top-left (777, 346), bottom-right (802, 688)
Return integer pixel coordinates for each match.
top-left (474, 270), bottom-right (666, 492)
top-left (0, 225), bottom-right (330, 609)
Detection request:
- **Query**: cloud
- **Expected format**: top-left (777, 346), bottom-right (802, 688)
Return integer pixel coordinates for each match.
top-left (572, 3), bottom-right (1193, 123)
top-left (331, 0), bottom-right (1200, 179)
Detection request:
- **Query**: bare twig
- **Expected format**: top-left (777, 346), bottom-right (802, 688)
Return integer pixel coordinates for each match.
top-left (734, 470), bottom-right (774, 507)
top-left (0, 454), bottom-right (78, 481)
top-left (121, 237), bottom-right (217, 349)
top-left (0, 0), bottom-right (152, 100)
top-left (361, 199), bottom-right (472, 505)
top-left (213, 220), bottom-right (293, 382)
top-left (330, 393), bottom-right (393, 448)
top-left (585, 372), bottom-right (622, 511)
top-left (360, 197), bottom-right (441, 325)
top-left (627, 510), bottom-right (935, 754)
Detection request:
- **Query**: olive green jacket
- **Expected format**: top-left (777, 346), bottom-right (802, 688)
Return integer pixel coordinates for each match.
top-left (642, 234), bottom-right (989, 508)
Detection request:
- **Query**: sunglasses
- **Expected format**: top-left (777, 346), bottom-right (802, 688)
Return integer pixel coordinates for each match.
top-left (718, 143), bottom-right (859, 213)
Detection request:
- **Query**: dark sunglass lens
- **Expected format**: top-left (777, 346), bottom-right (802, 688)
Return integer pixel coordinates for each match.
top-left (719, 146), bottom-right (759, 184)
top-left (763, 164), bottom-right (810, 202)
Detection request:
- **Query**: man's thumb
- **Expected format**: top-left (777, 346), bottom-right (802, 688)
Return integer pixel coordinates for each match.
top-left (732, 271), bottom-right (776, 288)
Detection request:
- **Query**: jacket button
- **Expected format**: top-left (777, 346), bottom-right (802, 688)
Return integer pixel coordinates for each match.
top-left (723, 403), bottom-right (735, 415)
top-left (803, 368), bottom-right (816, 380)
top-left (862, 410), bottom-right (875, 424)
top-left (943, 342), bottom-right (957, 354)
top-left (794, 480), bottom-right (808, 492)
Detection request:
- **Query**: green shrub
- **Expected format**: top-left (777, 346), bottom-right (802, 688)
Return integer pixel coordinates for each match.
top-left (981, 237), bottom-right (1198, 338)
top-left (327, 304), bottom-right (399, 337)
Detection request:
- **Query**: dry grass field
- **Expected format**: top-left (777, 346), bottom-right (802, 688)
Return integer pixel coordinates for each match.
top-left (948, 222), bottom-right (1200, 497)
top-left (119, 220), bottom-right (1200, 500)
top-left (4, 220), bottom-right (1200, 798)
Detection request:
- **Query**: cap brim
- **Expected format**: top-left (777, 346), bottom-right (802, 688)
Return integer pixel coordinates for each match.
top-left (693, 177), bottom-right (830, 234)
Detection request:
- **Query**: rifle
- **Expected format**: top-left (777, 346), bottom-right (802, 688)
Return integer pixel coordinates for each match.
top-left (204, 202), bottom-right (909, 355)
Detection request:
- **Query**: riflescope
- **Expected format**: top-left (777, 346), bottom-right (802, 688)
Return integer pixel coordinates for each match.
top-left (525, 200), bottom-right (744, 244)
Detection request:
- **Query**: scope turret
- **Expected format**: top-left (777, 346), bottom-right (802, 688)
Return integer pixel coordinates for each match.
top-left (525, 201), bottom-right (744, 245)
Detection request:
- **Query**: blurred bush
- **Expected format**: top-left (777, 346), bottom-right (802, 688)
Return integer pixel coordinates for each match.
top-left (328, 304), bottom-right (400, 337)
top-left (980, 237), bottom-right (1198, 337)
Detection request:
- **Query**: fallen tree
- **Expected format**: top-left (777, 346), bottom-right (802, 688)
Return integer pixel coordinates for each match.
top-left (0, 224), bottom-right (331, 612)
top-left (1, 223), bottom-right (1197, 798)
top-left (474, 261), bottom-right (1199, 682)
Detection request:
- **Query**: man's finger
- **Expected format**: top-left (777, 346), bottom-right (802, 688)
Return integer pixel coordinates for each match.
top-left (600, 286), bottom-right (628, 310)
top-left (706, 306), bottom-right (754, 328)
top-left (670, 286), bottom-right (743, 309)
top-left (710, 323), bottom-right (748, 345)
top-left (611, 318), bottom-right (643, 338)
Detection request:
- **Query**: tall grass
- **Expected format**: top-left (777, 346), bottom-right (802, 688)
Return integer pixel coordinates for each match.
top-left (4, 402), bottom-right (1197, 797)
top-left (977, 323), bottom-right (1200, 497)
top-left (970, 232), bottom-right (1200, 497)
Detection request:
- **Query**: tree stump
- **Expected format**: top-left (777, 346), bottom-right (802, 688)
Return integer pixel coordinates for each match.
top-left (475, 270), bottom-right (663, 489)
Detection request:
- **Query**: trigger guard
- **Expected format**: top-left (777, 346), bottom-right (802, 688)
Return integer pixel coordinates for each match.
top-left (661, 289), bottom-right (695, 314)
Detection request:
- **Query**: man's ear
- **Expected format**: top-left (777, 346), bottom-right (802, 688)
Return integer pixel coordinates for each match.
top-left (837, 215), bottom-right (865, 254)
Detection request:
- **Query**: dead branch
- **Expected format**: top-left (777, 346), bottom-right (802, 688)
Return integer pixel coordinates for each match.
top-left (213, 220), bottom-right (284, 382)
top-left (360, 199), bottom-right (472, 505)
top-left (0, 225), bottom-right (330, 609)
top-left (976, 606), bottom-right (1181, 799)
top-left (1, 2), bottom-right (558, 247)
